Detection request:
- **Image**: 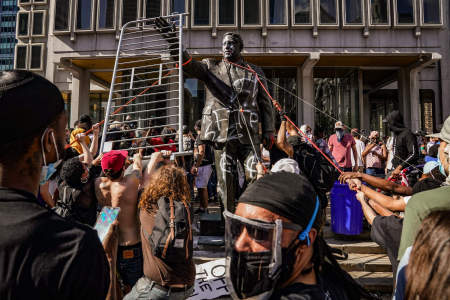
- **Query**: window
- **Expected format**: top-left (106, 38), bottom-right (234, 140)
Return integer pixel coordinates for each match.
top-left (192, 0), bottom-right (210, 26)
top-left (170, 0), bottom-right (185, 14)
top-left (30, 44), bottom-right (43, 70)
top-left (32, 11), bottom-right (45, 35)
top-left (421, 0), bottom-right (441, 25)
top-left (395, 0), bottom-right (415, 25)
top-left (54, 0), bottom-right (71, 31)
top-left (318, 0), bottom-right (338, 25)
top-left (18, 0), bottom-right (30, 4)
top-left (34, 0), bottom-right (47, 3)
top-left (15, 45), bottom-right (27, 69)
top-left (76, 0), bottom-right (93, 30)
top-left (217, 0), bottom-right (236, 26)
top-left (17, 11), bottom-right (29, 36)
top-left (98, 0), bottom-right (115, 29)
top-left (292, 0), bottom-right (312, 25)
top-left (122, 0), bottom-right (138, 27)
top-left (242, 0), bottom-right (261, 26)
top-left (145, 0), bottom-right (161, 18)
top-left (343, 0), bottom-right (363, 25)
top-left (268, 0), bottom-right (287, 25)
top-left (369, 0), bottom-right (390, 25)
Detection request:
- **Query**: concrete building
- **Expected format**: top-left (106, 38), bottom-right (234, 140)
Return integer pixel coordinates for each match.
top-left (0, 0), bottom-right (18, 70)
top-left (15, 0), bottom-right (449, 134)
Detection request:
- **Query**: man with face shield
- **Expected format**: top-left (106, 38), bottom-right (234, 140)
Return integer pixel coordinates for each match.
top-left (0, 71), bottom-right (109, 299)
top-left (224, 172), bottom-right (375, 299)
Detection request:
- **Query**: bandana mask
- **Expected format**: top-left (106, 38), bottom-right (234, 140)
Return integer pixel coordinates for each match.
top-left (40, 128), bottom-right (61, 185)
top-left (224, 197), bottom-right (319, 299)
top-left (336, 129), bottom-right (344, 142)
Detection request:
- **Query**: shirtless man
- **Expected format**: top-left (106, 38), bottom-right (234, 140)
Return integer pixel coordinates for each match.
top-left (95, 150), bottom-right (143, 290)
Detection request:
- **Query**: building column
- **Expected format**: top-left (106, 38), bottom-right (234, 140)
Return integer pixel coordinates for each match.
top-left (71, 69), bottom-right (91, 127)
top-left (299, 52), bottom-right (320, 130)
top-left (358, 70), bottom-right (370, 130)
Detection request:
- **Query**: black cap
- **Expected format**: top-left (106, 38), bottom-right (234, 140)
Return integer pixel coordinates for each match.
top-left (0, 71), bottom-right (65, 143)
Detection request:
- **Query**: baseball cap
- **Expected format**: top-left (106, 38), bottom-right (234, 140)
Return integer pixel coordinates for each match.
top-left (335, 121), bottom-right (344, 129)
top-left (101, 150), bottom-right (128, 173)
top-left (426, 116), bottom-right (450, 144)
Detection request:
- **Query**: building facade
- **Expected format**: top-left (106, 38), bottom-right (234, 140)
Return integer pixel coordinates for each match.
top-left (15, 0), bottom-right (449, 135)
top-left (0, 0), bottom-right (18, 70)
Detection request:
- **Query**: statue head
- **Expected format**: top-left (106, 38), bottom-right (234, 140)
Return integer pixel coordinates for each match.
top-left (222, 32), bottom-right (244, 62)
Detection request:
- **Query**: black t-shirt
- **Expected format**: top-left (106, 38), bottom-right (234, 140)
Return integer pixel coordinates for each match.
top-left (0, 188), bottom-right (110, 300)
top-left (270, 264), bottom-right (351, 300)
top-left (195, 136), bottom-right (214, 166)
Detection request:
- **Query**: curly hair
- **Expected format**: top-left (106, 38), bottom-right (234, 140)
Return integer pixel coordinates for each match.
top-left (139, 165), bottom-right (190, 212)
top-left (61, 157), bottom-right (84, 188)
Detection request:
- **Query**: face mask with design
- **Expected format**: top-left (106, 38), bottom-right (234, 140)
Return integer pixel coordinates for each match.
top-left (40, 128), bottom-right (61, 185)
top-left (336, 129), bottom-right (344, 142)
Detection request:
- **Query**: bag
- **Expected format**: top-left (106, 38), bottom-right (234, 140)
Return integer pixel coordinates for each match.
top-left (148, 196), bottom-right (192, 263)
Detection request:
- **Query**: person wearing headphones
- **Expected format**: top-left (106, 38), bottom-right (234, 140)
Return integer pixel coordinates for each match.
top-left (223, 172), bottom-right (375, 299)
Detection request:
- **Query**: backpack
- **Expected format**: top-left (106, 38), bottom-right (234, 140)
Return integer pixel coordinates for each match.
top-left (147, 196), bottom-right (193, 263)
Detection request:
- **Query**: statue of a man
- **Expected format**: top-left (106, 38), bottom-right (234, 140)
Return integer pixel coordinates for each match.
top-left (156, 19), bottom-right (275, 212)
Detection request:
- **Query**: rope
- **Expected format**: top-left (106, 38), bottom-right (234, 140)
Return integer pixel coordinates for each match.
top-left (225, 59), bottom-right (343, 174)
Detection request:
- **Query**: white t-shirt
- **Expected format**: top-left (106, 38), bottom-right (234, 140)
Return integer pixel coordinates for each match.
top-left (351, 139), bottom-right (365, 167)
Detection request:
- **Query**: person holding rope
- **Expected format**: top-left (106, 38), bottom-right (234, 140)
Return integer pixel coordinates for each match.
top-left (155, 18), bottom-right (275, 213)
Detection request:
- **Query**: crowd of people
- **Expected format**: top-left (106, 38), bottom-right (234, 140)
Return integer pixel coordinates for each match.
top-left (1, 69), bottom-right (449, 300)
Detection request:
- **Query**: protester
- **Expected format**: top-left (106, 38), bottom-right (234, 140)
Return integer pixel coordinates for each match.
top-left (394, 210), bottom-right (450, 300)
top-left (191, 120), bottom-right (214, 214)
top-left (0, 70), bottom-right (109, 299)
top-left (328, 121), bottom-right (358, 172)
top-left (351, 128), bottom-right (365, 172)
top-left (150, 126), bottom-right (177, 152)
top-left (95, 150), bottom-right (145, 292)
top-left (126, 163), bottom-right (195, 300)
top-left (224, 172), bottom-right (375, 299)
top-left (383, 110), bottom-right (419, 177)
top-left (362, 131), bottom-right (387, 178)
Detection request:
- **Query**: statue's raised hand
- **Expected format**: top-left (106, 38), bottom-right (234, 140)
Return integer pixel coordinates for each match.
top-left (154, 17), bottom-right (178, 46)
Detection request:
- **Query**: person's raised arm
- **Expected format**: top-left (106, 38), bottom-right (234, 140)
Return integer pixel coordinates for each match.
top-left (339, 172), bottom-right (413, 195)
top-left (276, 120), bottom-right (293, 158)
top-left (362, 143), bottom-right (375, 159)
top-left (142, 151), bottom-right (165, 187)
top-left (77, 132), bottom-right (93, 166)
top-left (89, 123), bottom-right (100, 157)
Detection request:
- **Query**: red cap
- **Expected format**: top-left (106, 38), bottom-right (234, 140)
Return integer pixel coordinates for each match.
top-left (101, 150), bottom-right (128, 173)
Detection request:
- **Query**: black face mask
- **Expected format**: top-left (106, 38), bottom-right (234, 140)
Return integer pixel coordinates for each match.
top-left (278, 239), bottom-right (302, 285)
top-left (229, 249), bottom-right (275, 299)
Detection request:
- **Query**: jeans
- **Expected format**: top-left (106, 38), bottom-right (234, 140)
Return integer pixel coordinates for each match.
top-left (117, 243), bottom-right (144, 288)
top-left (123, 277), bottom-right (194, 300)
top-left (365, 167), bottom-right (385, 178)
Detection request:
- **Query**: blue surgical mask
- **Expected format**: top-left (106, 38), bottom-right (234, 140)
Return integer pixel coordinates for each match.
top-left (40, 129), bottom-right (61, 185)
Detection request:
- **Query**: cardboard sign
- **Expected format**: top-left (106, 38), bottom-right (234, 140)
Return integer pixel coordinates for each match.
top-left (187, 259), bottom-right (230, 300)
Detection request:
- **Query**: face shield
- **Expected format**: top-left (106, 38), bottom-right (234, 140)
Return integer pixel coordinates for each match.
top-left (223, 210), bottom-right (302, 300)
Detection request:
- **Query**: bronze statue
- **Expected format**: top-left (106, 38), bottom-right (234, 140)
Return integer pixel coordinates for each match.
top-left (156, 18), bottom-right (275, 212)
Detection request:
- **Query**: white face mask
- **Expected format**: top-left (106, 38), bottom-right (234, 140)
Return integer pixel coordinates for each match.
top-left (40, 128), bottom-right (61, 185)
top-left (336, 130), bottom-right (344, 142)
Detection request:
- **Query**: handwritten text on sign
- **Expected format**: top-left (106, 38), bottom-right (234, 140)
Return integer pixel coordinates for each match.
top-left (187, 259), bottom-right (230, 300)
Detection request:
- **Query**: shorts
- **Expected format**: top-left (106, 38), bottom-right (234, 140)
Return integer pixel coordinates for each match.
top-left (195, 165), bottom-right (212, 189)
top-left (117, 243), bottom-right (144, 288)
top-left (124, 277), bottom-right (193, 300)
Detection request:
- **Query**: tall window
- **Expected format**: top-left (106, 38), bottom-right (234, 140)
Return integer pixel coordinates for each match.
top-left (193, 0), bottom-right (210, 26)
top-left (242, 0), bottom-right (261, 25)
top-left (370, 0), bottom-right (389, 25)
top-left (422, 0), bottom-right (441, 24)
top-left (268, 0), bottom-right (287, 25)
top-left (98, 0), bottom-right (115, 29)
top-left (145, 0), bottom-right (161, 18)
top-left (15, 45), bottom-right (27, 69)
top-left (17, 12), bottom-right (29, 36)
top-left (30, 44), bottom-right (43, 70)
top-left (122, 0), bottom-right (138, 26)
top-left (32, 11), bottom-right (45, 35)
top-left (396, 0), bottom-right (414, 24)
top-left (218, 0), bottom-right (235, 26)
top-left (293, 0), bottom-right (312, 25)
top-left (55, 0), bottom-right (70, 31)
top-left (77, 0), bottom-right (92, 29)
top-left (318, 0), bottom-right (337, 24)
top-left (344, 0), bottom-right (363, 25)
top-left (170, 0), bottom-right (185, 13)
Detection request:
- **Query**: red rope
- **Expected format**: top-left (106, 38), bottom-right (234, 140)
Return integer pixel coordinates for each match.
top-left (224, 59), bottom-right (343, 174)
